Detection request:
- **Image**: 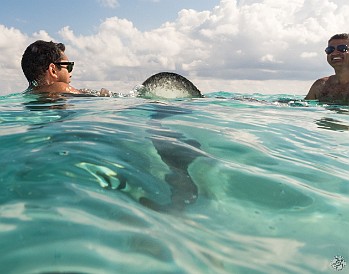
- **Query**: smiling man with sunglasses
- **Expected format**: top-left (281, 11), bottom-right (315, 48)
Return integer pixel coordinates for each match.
top-left (305, 33), bottom-right (349, 104)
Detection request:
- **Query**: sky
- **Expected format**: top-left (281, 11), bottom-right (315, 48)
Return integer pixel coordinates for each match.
top-left (1, 0), bottom-right (349, 95)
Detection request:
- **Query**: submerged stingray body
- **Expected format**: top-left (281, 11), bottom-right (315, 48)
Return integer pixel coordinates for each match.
top-left (138, 72), bottom-right (203, 99)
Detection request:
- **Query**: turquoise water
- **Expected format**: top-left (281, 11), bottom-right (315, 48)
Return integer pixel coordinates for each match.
top-left (0, 92), bottom-right (348, 273)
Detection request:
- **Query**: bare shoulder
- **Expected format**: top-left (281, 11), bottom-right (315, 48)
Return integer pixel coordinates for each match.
top-left (34, 82), bottom-right (81, 94)
top-left (304, 77), bottom-right (330, 100)
top-left (51, 82), bottom-right (81, 93)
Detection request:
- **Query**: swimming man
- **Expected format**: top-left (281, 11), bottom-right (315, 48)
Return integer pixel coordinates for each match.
top-left (21, 40), bottom-right (110, 96)
top-left (305, 33), bottom-right (349, 104)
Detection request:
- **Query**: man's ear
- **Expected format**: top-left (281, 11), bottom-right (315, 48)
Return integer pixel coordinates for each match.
top-left (48, 63), bottom-right (59, 79)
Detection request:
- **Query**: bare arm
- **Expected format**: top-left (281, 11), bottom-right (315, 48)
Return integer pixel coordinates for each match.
top-left (51, 83), bottom-right (112, 96)
top-left (304, 78), bottom-right (327, 100)
top-left (79, 87), bottom-right (112, 97)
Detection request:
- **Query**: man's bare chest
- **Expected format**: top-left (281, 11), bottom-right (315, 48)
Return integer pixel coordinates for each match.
top-left (320, 82), bottom-right (349, 102)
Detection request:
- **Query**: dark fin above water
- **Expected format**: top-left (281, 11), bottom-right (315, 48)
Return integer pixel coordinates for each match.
top-left (138, 72), bottom-right (203, 99)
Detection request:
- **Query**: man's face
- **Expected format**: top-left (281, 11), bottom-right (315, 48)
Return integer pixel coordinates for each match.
top-left (56, 51), bottom-right (72, 84)
top-left (326, 38), bottom-right (349, 69)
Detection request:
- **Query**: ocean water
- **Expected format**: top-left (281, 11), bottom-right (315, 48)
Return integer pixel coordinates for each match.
top-left (0, 91), bottom-right (348, 274)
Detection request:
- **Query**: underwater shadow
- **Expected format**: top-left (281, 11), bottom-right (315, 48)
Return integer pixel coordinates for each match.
top-left (128, 103), bottom-right (204, 212)
top-left (316, 117), bottom-right (349, 131)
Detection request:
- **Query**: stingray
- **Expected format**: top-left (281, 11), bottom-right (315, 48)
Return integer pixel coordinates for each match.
top-left (136, 72), bottom-right (203, 99)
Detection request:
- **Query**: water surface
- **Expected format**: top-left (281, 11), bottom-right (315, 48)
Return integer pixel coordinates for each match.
top-left (0, 92), bottom-right (348, 273)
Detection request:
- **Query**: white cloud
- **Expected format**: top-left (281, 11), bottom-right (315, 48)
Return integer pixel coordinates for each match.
top-left (0, 25), bottom-right (28, 68)
top-left (97, 0), bottom-right (119, 8)
top-left (2, 0), bottom-right (349, 95)
top-left (0, 25), bottom-right (30, 93)
top-left (260, 54), bottom-right (283, 64)
top-left (300, 52), bottom-right (318, 58)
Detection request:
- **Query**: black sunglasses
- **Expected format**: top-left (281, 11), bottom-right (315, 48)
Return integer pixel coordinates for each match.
top-left (325, 44), bottom-right (349, 55)
top-left (54, 61), bottom-right (74, 73)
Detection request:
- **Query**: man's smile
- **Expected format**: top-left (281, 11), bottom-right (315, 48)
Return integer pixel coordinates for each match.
top-left (331, 56), bottom-right (344, 62)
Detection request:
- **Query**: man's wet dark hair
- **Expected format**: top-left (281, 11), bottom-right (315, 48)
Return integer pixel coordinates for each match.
top-left (21, 40), bottom-right (66, 87)
top-left (328, 33), bottom-right (349, 43)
